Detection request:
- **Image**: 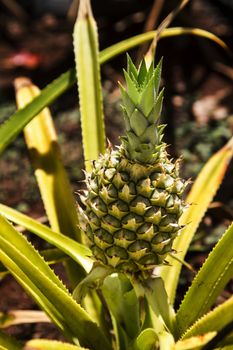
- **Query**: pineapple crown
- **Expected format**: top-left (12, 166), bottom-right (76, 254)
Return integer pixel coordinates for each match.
top-left (120, 55), bottom-right (165, 164)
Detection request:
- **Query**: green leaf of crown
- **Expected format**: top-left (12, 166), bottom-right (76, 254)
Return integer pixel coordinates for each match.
top-left (120, 55), bottom-right (165, 164)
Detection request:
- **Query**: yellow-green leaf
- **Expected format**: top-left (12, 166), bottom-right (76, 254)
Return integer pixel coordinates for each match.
top-left (15, 77), bottom-right (86, 287)
top-left (73, 0), bottom-right (105, 171)
top-left (24, 339), bottom-right (87, 350)
top-left (0, 214), bottom-right (67, 292)
top-left (175, 333), bottom-right (216, 350)
top-left (100, 27), bottom-right (230, 64)
top-left (0, 27), bottom-right (229, 154)
top-left (134, 328), bottom-right (158, 350)
top-left (0, 204), bottom-right (92, 273)
top-left (182, 296), bottom-right (233, 339)
top-left (14, 78), bottom-right (80, 242)
top-left (0, 310), bottom-right (49, 328)
top-left (176, 223), bottom-right (233, 336)
top-left (0, 330), bottom-right (21, 350)
top-left (0, 215), bottom-right (111, 349)
top-left (161, 137), bottom-right (233, 303)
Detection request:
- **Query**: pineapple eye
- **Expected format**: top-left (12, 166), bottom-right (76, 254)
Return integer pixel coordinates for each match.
top-left (128, 240), bottom-right (150, 252)
top-left (106, 246), bottom-right (128, 259)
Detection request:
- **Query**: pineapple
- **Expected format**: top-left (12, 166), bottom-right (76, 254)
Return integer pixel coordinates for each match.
top-left (79, 56), bottom-right (187, 275)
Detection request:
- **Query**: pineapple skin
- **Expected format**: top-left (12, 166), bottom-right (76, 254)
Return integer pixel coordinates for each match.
top-left (79, 56), bottom-right (187, 274)
top-left (80, 146), bottom-right (186, 274)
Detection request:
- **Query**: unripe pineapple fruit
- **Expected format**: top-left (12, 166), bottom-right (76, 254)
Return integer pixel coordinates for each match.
top-left (79, 56), bottom-right (187, 274)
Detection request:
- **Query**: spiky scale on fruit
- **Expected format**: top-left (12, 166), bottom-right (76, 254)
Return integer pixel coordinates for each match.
top-left (78, 55), bottom-right (187, 275)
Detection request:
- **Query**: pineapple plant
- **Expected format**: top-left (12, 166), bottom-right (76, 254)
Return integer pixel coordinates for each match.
top-left (79, 56), bottom-right (187, 276)
top-left (0, 0), bottom-right (233, 349)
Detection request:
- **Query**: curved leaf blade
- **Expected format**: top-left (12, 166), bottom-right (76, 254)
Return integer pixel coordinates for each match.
top-left (15, 78), bottom-right (81, 241)
top-left (0, 215), bottom-right (111, 349)
top-left (0, 310), bottom-right (49, 328)
top-left (102, 274), bottom-right (140, 340)
top-left (161, 137), bottom-right (233, 303)
top-left (15, 77), bottom-right (86, 287)
top-left (183, 296), bottom-right (233, 339)
top-left (0, 252), bottom-right (74, 340)
top-left (0, 68), bottom-right (76, 154)
top-left (0, 214), bottom-right (67, 292)
top-left (158, 331), bottom-right (175, 350)
top-left (175, 333), bottom-right (216, 350)
top-left (0, 204), bottom-right (92, 273)
top-left (100, 27), bottom-right (229, 65)
top-left (0, 248), bottom-right (68, 278)
top-left (73, 0), bottom-right (105, 171)
top-left (24, 339), bottom-right (86, 350)
top-left (134, 328), bottom-right (158, 350)
top-left (176, 223), bottom-right (233, 337)
top-left (0, 244), bottom-right (73, 341)
top-left (0, 28), bottom-right (229, 154)
top-left (0, 330), bottom-right (21, 350)
top-left (144, 277), bottom-right (176, 334)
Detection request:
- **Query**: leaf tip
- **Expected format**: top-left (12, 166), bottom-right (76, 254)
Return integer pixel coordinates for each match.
top-left (78, 0), bottom-right (93, 20)
top-left (14, 77), bottom-right (32, 92)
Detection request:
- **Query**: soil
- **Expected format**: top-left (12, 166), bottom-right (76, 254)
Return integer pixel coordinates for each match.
top-left (0, 0), bottom-right (233, 345)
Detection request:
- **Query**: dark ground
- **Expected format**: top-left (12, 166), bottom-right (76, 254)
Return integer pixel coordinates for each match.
top-left (0, 0), bottom-right (233, 344)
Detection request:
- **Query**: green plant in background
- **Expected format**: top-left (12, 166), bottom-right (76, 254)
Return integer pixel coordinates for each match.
top-left (0, 0), bottom-right (232, 349)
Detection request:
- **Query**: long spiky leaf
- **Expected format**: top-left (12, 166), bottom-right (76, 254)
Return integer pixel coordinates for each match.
top-left (0, 28), bottom-right (229, 154)
top-left (176, 223), bottom-right (233, 337)
top-left (15, 78), bottom-right (81, 242)
top-left (182, 296), bottom-right (233, 339)
top-left (161, 137), bottom-right (233, 304)
top-left (73, 0), bottom-right (105, 171)
top-left (0, 215), bottom-right (111, 349)
top-left (0, 203), bottom-right (92, 273)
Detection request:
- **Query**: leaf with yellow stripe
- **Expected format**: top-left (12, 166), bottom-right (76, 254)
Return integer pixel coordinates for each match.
top-left (14, 78), bottom-right (81, 242)
top-left (14, 77), bottom-right (86, 288)
top-left (24, 339), bottom-right (87, 350)
top-left (161, 137), bottom-right (233, 304)
top-left (176, 223), bottom-right (233, 336)
top-left (0, 310), bottom-right (49, 329)
top-left (0, 215), bottom-right (111, 349)
top-left (182, 296), bottom-right (233, 340)
top-left (0, 203), bottom-right (92, 273)
top-left (174, 333), bottom-right (216, 350)
top-left (73, 0), bottom-right (105, 171)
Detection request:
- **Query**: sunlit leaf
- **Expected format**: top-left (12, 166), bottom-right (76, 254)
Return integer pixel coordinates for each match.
top-left (0, 28), bottom-right (229, 154)
top-left (175, 332), bottom-right (216, 350)
top-left (134, 328), bottom-right (158, 350)
top-left (14, 77), bottom-right (86, 287)
top-left (182, 296), bottom-right (233, 339)
top-left (161, 137), bottom-right (233, 303)
top-left (100, 27), bottom-right (229, 64)
top-left (0, 214), bottom-right (67, 291)
top-left (0, 204), bottom-right (92, 273)
top-left (0, 68), bottom-right (76, 154)
top-left (0, 248), bottom-right (68, 278)
top-left (73, 0), bottom-right (105, 171)
top-left (24, 339), bottom-right (86, 350)
top-left (0, 310), bottom-right (49, 328)
top-left (0, 215), bottom-right (111, 349)
top-left (158, 331), bottom-right (175, 350)
top-left (15, 78), bottom-right (81, 242)
top-left (176, 223), bottom-right (233, 336)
